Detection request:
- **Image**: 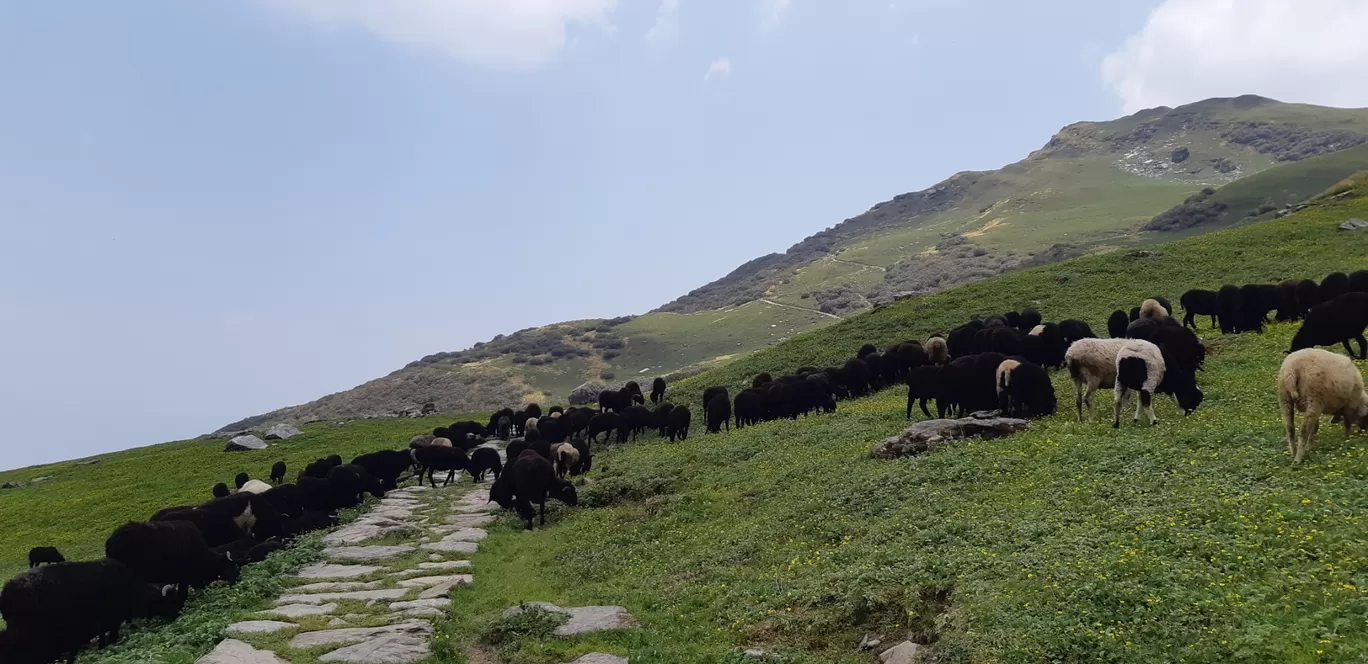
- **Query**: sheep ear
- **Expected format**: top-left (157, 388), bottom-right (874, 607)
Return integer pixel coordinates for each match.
top-left (224, 551), bottom-right (235, 562)
top-left (161, 584), bottom-right (175, 597)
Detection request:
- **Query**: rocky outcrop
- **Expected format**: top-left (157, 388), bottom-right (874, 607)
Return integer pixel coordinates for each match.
top-left (224, 435), bottom-right (267, 452)
top-left (263, 424), bottom-right (301, 440)
top-left (569, 381), bottom-right (607, 405)
top-left (870, 415), bottom-right (1029, 459)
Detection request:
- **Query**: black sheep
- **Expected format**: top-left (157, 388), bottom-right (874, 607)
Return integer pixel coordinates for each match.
top-left (150, 507), bottom-right (245, 548)
top-left (466, 447), bottom-right (502, 483)
top-left (1351, 270), bottom-right (1368, 294)
top-left (27, 547), bottom-right (64, 568)
top-left (702, 386), bottom-right (730, 414)
top-left (301, 458), bottom-right (331, 479)
top-left (857, 343), bottom-right (878, 358)
top-left (862, 352), bottom-right (887, 390)
top-left (1033, 323), bottom-right (1067, 368)
top-left (282, 509), bottom-right (338, 537)
top-left (0, 559), bottom-right (182, 661)
top-left (1149, 324), bottom-right (1206, 373)
top-left (269, 461), bottom-right (286, 484)
top-left (259, 484), bottom-right (305, 519)
top-left (1295, 279), bottom-right (1322, 317)
top-left (201, 492), bottom-right (287, 540)
top-left (617, 405), bottom-right (654, 442)
top-left (212, 482), bottom-right (230, 499)
top-left (934, 356), bottom-right (977, 418)
top-left (1107, 310), bottom-right (1130, 338)
top-left (653, 403), bottom-right (675, 436)
top-left (598, 388), bottom-right (630, 413)
top-left (296, 476), bottom-right (339, 512)
top-left (106, 520), bottom-right (239, 602)
top-left (706, 394), bottom-right (731, 433)
top-left (326, 464), bottom-right (385, 505)
top-left (502, 450), bottom-right (578, 530)
top-left (668, 405), bottom-right (692, 441)
top-left (586, 412), bottom-right (619, 444)
top-left (525, 403), bottom-right (543, 420)
top-left (884, 342), bottom-right (928, 384)
top-left (350, 450), bottom-right (412, 490)
top-left (1058, 319), bottom-right (1096, 346)
top-left (752, 372), bottom-right (773, 388)
top-left (1321, 272), bottom-right (1351, 302)
top-left (233, 472), bottom-right (249, 490)
top-left (1179, 289), bottom-right (1218, 329)
top-left (734, 389), bottom-right (765, 429)
top-left (497, 416), bottom-right (513, 440)
top-left (997, 359), bottom-right (1056, 418)
top-left (570, 438), bottom-right (592, 475)
top-left (1019, 308), bottom-right (1043, 332)
top-left (1215, 285), bottom-right (1241, 334)
top-left (1290, 292), bottom-right (1368, 359)
top-left (905, 365), bottom-right (940, 419)
top-left (650, 377), bottom-right (666, 404)
top-left (1128, 306), bottom-right (1141, 322)
top-left (842, 358), bottom-right (872, 397)
top-left (946, 322), bottom-right (982, 359)
top-left (411, 446), bottom-right (470, 487)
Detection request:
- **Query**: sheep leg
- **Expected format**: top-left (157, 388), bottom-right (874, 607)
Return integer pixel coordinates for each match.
top-left (539, 498), bottom-right (547, 525)
top-left (1113, 386), bottom-right (1127, 429)
top-left (1074, 380), bottom-right (1084, 422)
top-left (1355, 334), bottom-right (1368, 360)
top-left (1084, 382), bottom-right (1099, 423)
top-left (1139, 390), bottom-right (1156, 425)
top-left (1183, 311), bottom-right (1194, 329)
top-left (1296, 408), bottom-right (1322, 464)
top-left (1281, 398), bottom-right (1298, 457)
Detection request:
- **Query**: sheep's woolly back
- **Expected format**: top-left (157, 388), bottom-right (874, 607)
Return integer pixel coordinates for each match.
top-left (1279, 349), bottom-right (1368, 416)
top-left (429, 437), bottom-right (453, 448)
top-left (526, 417), bottom-right (540, 433)
top-left (557, 445), bottom-right (580, 466)
top-left (1064, 338), bottom-right (1128, 388)
top-left (925, 337), bottom-right (949, 364)
top-left (1029, 325), bottom-right (1046, 336)
top-left (1116, 339), bottom-right (1166, 392)
top-left (1139, 298), bottom-right (1166, 320)
top-left (995, 359), bottom-right (1020, 395)
top-left (238, 480), bottom-right (273, 495)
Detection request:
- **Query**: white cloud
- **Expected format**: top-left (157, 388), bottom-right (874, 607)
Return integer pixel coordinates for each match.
top-left (645, 0), bottom-right (680, 44)
top-left (261, 0), bottom-right (619, 68)
top-left (1103, 0), bottom-right (1368, 113)
top-left (704, 57), bottom-right (731, 82)
top-left (762, 0), bottom-right (791, 29)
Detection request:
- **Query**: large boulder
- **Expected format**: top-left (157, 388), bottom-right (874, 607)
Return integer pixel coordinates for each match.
top-left (869, 415), bottom-right (1029, 459)
top-left (225, 435), bottom-right (268, 452)
top-left (568, 381), bottom-right (607, 406)
top-left (1338, 217), bottom-right (1367, 231)
top-left (263, 424), bottom-right (301, 440)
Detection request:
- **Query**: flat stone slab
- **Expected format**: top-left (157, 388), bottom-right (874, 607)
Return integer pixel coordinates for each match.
top-left (420, 539), bottom-right (479, 554)
top-left (418, 560), bottom-right (472, 571)
top-left (291, 581), bottom-right (382, 593)
top-left (297, 564), bottom-right (384, 580)
top-left (324, 519), bottom-right (419, 546)
top-left (879, 641), bottom-right (922, 664)
top-left (418, 576), bottom-right (473, 599)
top-left (397, 574), bottom-right (470, 588)
top-left (276, 588), bottom-right (411, 605)
top-left (195, 639), bottom-right (291, 664)
top-left (444, 514), bottom-right (495, 527)
top-left (566, 655), bottom-right (629, 664)
top-left (317, 634), bottom-right (431, 663)
top-left (260, 603), bottom-right (338, 618)
top-left (390, 598), bottom-right (450, 611)
top-left (289, 621), bottom-right (432, 649)
top-left (434, 528), bottom-right (486, 543)
top-left (324, 545), bottom-right (415, 561)
top-left (504, 603), bottom-right (637, 637)
top-left (869, 416), bottom-right (1029, 459)
top-left (452, 504), bottom-right (494, 514)
top-left (226, 620), bottom-right (298, 635)
top-left (395, 607), bottom-right (443, 617)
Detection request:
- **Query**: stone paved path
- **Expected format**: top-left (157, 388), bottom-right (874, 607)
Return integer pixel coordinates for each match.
top-left (199, 447), bottom-right (502, 664)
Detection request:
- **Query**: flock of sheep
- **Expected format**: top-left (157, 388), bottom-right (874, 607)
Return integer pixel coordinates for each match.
top-left (4, 265), bottom-right (1367, 664)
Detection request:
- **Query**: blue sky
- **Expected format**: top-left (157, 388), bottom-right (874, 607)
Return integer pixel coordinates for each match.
top-left (3, 0), bottom-right (1366, 470)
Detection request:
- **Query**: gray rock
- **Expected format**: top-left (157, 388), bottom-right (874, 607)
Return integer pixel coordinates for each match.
top-left (569, 381), bottom-right (607, 405)
top-left (317, 634), bottom-right (431, 663)
top-left (324, 545), bottom-right (415, 561)
top-left (1170, 146), bottom-right (1189, 163)
top-left (225, 620), bottom-right (297, 635)
top-left (225, 435), bottom-right (268, 452)
top-left (324, 518), bottom-right (419, 546)
top-left (194, 639), bottom-right (290, 664)
top-left (289, 621), bottom-right (432, 649)
top-left (445, 514), bottom-right (495, 527)
top-left (870, 416), bottom-right (1029, 459)
top-left (428, 554), bottom-right (444, 561)
top-left (30, 476), bottom-right (51, 483)
top-left (417, 560), bottom-right (472, 571)
top-left (390, 599), bottom-right (450, 611)
top-left (1339, 218), bottom-right (1368, 231)
top-left (76, 459), bottom-right (100, 466)
top-left (503, 602), bottom-right (637, 636)
top-left (259, 603), bottom-right (338, 618)
top-left (296, 564), bottom-right (383, 580)
top-left (398, 574), bottom-right (471, 588)
top-left (328, 618), bottom-right (348, 626)
top-left (264, 424), bottom-right (302, 440)
top-left (1, 481), bottom-right (27, 489)
top-left (742, 649), bottom-right (768, 659)
top-left (566, 655), bottom-right (629, 664)
top-left (420, 539), bottom-right (479, 554)
top-left (879, 641), bottom-right (922, 664)
top-left (290, 581), bottom-right (382, 593)
top-left (275, 588), bottom-right (411, 605)
top-left (418, 576), bottom-right (473, 599)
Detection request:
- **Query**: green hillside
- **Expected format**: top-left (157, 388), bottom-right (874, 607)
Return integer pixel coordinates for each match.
top-left (4, 190), bottom-right (1368, 663)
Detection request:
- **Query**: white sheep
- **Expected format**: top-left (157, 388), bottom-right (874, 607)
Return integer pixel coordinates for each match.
top-left (1278, 348), bottom-right (1368, 464)
top-left (925, 336), bottom-right (949, 365)
top-left (1113, 339), bottom-right (1166, 427)
top-left (1139, 298), bottom-right (1168, 320)
top-left (995, 358), bottom-right (1020, 412)
top-left (554, 444), bottom-right (580, 478)
top-left (428, 437), bottom-right (453, 448)
top-left (1029, 325), bottom-right (1046, 336)
top-left (238, 479), bottom-right (274, 495)
top-left (1064, 338), bottom-right (1128, 422)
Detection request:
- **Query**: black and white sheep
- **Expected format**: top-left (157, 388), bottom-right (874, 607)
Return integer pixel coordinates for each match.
top-left (1113, 339), bottom-right (1167, 427)
top-left (995, 358), bottom-right (1056, 418)
top-left (552, 443), bottom-right (580, 479)
top-left (1289, 292), bottom-right (1368, 359)
top-left (1278, 348), bottom-right (1368, 464)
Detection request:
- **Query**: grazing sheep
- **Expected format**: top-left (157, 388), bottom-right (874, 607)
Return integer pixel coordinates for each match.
top-left (1059, 319), bottom-right (1097, 346)
top-left (554, 444), bottom-right (580, 478)
top-left (1290, 292), bottom-right (1368, 359)
top-left (1064, 338), bottom-right (1129, 422)
top-left (857, 343), bottom-right (878, 359)
top-left (1104, 310), bottom-right (1127, 339)
top-left (996, 358), bottom-right (1056, 418)
top-left (752, 372), bottom-right (773, 388)
top-left (653, 403), bottom-right (675, 437)
top-left (905, 365), bottom-right (940, 419)
top-left (1113, 339), bottom-right (1172, 427)
top-left (1128, 306), bottom-right (1141, 322)
top-left (0, 559), bottom-right (182, 662)
top-left (233, 473), bottom-right (249, 490)
top-left (325, 464), bottom-right (385, 507)
top-left (106, 520), bottom-right (240, 602)
top-left (411, 446), bottom-right (469, 488)
top-left (212, 482), bottom-right (230, 499)
top-left (1179, 290), bottom-right (1219, 329)
top-left (842, 358), bottom-right (873, 397)
top-left (1275, 280), bottom-right (1301, 322)
top-left (281, 509), bottom-right (339, 537)
top-left (1295, 279), bottom-right (1322, 316)
top-left (269, 461), bottom-right (286, 484)
top-left (1019, 308), bottom-right (1043, 331)
top-left (1278, 348), bottom-right (1368, 463)
top-left (501, 450), bottom-right (578, 530)
top-left (1320, 272), bottom-right (1351, 302)
top-left (668, 405), bottom-right (692, 441)
top-left (258, 484), bottom-right (305, 519)
top-left (925, 336), bottom-right (950, 365)
top-left (702, 386), bottom-right (730, 414)
top-left (350, 450), bottom-right (413, 490)
top-left (466, 447), bottom-right (502, 483)
top-left (238, 480), bottom-right (273, 495)
top-left (497, 416), bottom-right (512, 440)
top-left (1351, 270), bottom-right (1368, 294)
top-left (946, 323), bottom-right (981, 359)
top-left (734, 388), bottom-right (765, 429)
top-left (650, 377), bottom-right (666, 404)
top-left (27, 547), bottom-right (63, 568)
top-left (586, 412), bottom-right (619, 444)
top-left (1146, 323), bottom-right (1207, 373)
top-left (1139, 298), bottom-right (1167, 320)
top-left (1215, 285), bottom-right (1241, 334)
top-left (706, 395), bottom-right (731, 434)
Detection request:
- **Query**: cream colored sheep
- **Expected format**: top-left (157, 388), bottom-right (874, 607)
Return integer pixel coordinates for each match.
top-left (428, 437), bottom-right (453, 448)
top-left (1278, 348), bottom-right (1368, 464)
top-left (925, 336), bottom-right (950, 365)
top-left (1029, 325), bottom-right (1046, 336)
top-left (238, 479), bottom-right (273, 495)
top-left (1064, 338), bottom-right (1129, 422)
top-left (1139, 298), bottom-right (1167, 320)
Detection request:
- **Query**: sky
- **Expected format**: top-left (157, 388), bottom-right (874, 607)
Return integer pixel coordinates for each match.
top-left (3, 0), bottom-right (1367, 470)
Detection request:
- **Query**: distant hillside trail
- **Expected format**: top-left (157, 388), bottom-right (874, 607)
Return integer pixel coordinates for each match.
top-left (827, 256), bottom-right (887, 271)
top-left (758, 298), bottom-right (842, 320)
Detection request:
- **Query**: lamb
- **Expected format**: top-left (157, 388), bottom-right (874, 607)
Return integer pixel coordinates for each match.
top-left (212, 482), bottom-right (230, 498)
top-left (553, 443), bottom-right (580, 478)
top-left (466, 447), bottom-right (502, 483)
top-left (411, 445), bottom-right (470, 487)
top-left (234, 472), bottom-right (249, 490)
top-left (0, 559), bottom-right (182, 662)
top-left (1112, 340), bottom-right (1167, 427)
top-left (238, 479), bottom-right (274, 495)
top-left (1179, 289), bottom-right (1219, 329)
top-left (1278, 348), bottom-right (1368, 463)
top-left (269, 461), bottom-right (286, 484)
top-left (1064, 338), bottom-right (1129, 422)
top-left (996, 358), bottom-right (1056, 418)
top-left (650, 377), bottom-right (666, 404)
top-left (499, 450), bottom-right (578, 530)
top-left (1289, 292), bottom-right (1368, 359)
top-left (1139, 298), bottom-right (1167, 320)
top-left (668, 405), bottom-right (692, 441)
top-left (1320, 272), bottom-right (1351, 301)
top-left (350, 450), bottom-right (413, 490)
top-left (905, 365), bottom-right (940, 419)
top-left (705, 394), bottom-right (732, 434)
top-left (925, 336), bottom-right (950, 365)
top-left (27, 547), bottom-right (63, 568)
top-left (106, 520), bottom-right (240, 601)
top-left (1107, 310), bottom-right (1130, 338)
